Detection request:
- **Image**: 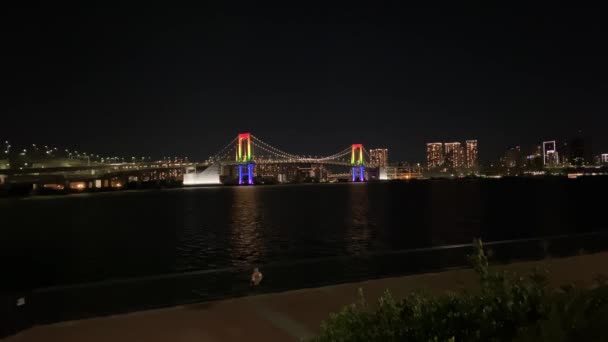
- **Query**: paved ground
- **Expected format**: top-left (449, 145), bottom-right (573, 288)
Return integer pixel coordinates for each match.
top-left (6, 252), bottom-right (608, 342)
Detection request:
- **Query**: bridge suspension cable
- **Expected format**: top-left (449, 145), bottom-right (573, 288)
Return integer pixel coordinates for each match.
top-left (210, 136), bottom-right (238, 161)
top-left (250, 140), bottom-right (298, 160)
top-left (312, 146), bottom-right (352, 161)
top-left (363, 147), bottom-right (372, 161)
top-left (254, 137), bottom-right (351, 162)
top-left (210, 133), bottom-right (363, 164)
top-left (251, 135), bottom-right (355, 162)
top-left (250, 135), bottom-right (301, 159)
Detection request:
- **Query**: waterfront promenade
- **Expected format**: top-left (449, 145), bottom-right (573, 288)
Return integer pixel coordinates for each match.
top-left (5, 252), bottom-right (608, 342)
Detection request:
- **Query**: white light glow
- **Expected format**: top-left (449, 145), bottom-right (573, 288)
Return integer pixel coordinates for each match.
top-left (183, 163), bottom-right (222, 185)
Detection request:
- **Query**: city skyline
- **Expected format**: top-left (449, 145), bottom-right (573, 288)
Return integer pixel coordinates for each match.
top-left (4, 4), bottom-right (608, 162)
top-left (426, 140), bottom-right (478, 171)
top-left (2, 130), bottom-right (605, 169)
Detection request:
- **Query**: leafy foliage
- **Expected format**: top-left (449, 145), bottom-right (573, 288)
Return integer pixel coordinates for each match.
top-left (312, 239), bottom-right (608, 342)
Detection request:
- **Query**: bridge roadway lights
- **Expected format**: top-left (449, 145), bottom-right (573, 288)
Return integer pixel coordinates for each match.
top-left (238, 163), bottom-right (254, 185)
top-left (351, 166), bottom-right (365, 182)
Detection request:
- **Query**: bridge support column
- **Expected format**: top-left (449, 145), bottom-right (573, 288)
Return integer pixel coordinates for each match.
top-left (248, 163), bottom-right (254, 185)
top-left (238, 163), bottom-right (254, 185)
top-left (350, 144), bottom-right (365, 182)
top-left (351, 166), bottom-right (365, 182)
top-left (236, 133), bottom-right (254, 185)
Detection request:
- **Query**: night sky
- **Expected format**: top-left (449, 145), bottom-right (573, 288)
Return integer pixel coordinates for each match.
top-left (4, 4), bottom-right (607, 162)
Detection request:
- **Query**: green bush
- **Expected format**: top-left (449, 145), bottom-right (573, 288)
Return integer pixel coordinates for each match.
top-left (312, 239), bottom-right (608, 342)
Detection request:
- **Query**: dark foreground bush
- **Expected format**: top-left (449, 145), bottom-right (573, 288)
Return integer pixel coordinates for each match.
top-left (312, 240), bottom-right (608, 342)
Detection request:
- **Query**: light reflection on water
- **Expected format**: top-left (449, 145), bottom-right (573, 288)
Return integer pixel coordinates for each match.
top-left (229, 187), bottom-right (265, 267)
top-left (1, 179), bottom-right (606, 287)
top-left (345, 183), bottom-right (372, 255)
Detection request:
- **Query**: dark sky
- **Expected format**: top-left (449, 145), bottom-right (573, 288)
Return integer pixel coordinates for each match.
top-left (3, 4), bottom-right (607, 162)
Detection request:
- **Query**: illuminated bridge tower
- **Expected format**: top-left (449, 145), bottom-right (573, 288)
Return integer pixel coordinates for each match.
top-left (236, 133), bottom-right (254, 185)
top-left (351, 144), bottom-right (365, 182)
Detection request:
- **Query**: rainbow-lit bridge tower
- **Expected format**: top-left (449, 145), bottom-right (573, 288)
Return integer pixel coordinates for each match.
top-left (236, 133), bottom-right (254, 185)
top-left (351, 144), bottom-right (365, 182)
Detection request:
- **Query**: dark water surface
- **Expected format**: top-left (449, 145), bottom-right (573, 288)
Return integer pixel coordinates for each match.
top-left (1, 178), bottom-right (606, 290)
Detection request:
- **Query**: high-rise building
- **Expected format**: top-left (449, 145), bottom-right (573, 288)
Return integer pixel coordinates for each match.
top-left (543, 141), bottom-right (559, 166)
top-left (444, 142), bottom-right (465, 169)
top-left (504, 145), bottom-right (522, 168)
top-left (569, 131), bottom-right (592, 166)
top-left (369, 148), bottom-right (389, 167)
top-left (526, 145), bottom-right (543, 170)
top-left (601, 154), bottom-right (608, 165)
top-left (465, 140), bottom-right (478, 168)
top-left (558, 141), bottom-right (569, 165)
top-left (454, 143), bottom-right (465, 168)
top-left (426, 143), bottom-right (444, 169)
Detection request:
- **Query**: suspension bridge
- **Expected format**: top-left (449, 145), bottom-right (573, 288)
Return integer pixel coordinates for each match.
top-left (184, 133), bottom-right (371, 185)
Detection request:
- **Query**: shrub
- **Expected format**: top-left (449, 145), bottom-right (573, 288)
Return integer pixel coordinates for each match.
top-left (312, 239), bottom-right (608, 342)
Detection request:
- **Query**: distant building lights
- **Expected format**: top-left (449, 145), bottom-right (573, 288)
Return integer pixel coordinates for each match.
top-left (543, 141), bottom-right (559, 166)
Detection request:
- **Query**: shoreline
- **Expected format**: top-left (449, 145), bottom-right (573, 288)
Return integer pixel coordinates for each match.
top-left (5, 251), bottom-right (608, 342)
top-left (3, 174), bottom-right (608, 199)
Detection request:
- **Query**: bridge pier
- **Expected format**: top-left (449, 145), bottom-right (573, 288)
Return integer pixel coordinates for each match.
top-left (238, 163), bottom-right (254, 185)
top-left (235, 133), bottom-right (255, 185)
top-left (350, 144), bottom-right (366, 182)
top-left (351, 166), bottom-right (365, 182)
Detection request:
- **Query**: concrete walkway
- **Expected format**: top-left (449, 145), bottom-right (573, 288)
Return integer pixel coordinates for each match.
top-left (6, 252), bottom-right (608, 342)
